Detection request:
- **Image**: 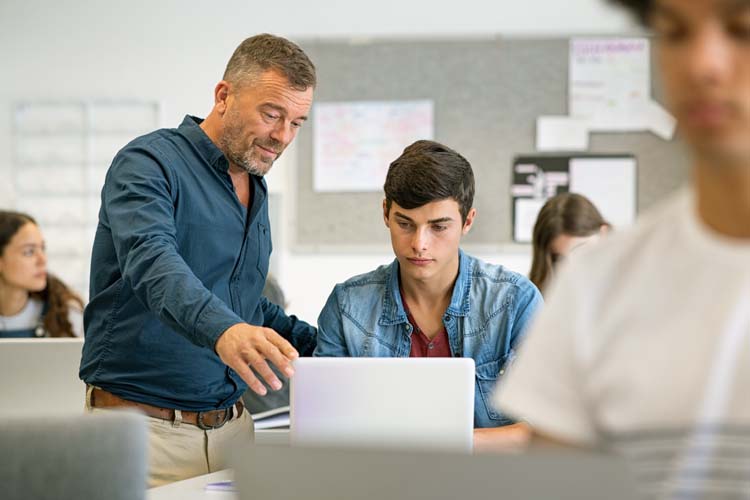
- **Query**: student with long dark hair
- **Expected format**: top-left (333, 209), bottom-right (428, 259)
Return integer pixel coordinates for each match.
top-left (0, 211), bottom-right (83, 338)
top-left (528, 193), bottom-right (609, 294)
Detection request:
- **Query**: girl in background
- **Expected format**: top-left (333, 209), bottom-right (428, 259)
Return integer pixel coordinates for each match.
top-left (0, 211), bottom-right (83, 337)
top-left (529, 193), bottom-right (609, 294)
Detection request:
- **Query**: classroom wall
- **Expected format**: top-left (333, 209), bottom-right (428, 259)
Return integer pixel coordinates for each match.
top-left (1, 0), bottom-right (638, 324)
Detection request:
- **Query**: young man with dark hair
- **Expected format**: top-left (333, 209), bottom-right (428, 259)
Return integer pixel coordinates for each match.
top-left (315, 140), bottom-right (543, 449)
top-left (496, 1), bottom-right (750, 497)
top-left (80, 34), bottom-right (317, 486)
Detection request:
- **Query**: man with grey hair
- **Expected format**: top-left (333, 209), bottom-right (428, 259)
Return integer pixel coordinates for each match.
top-left (80, 34), bottom-right (317, 486)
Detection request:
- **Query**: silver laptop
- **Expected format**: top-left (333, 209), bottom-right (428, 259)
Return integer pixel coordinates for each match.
top-left (0, 412), bottom-right (147, 500)
top-left (0, 338), bottom-right (84, 416)
top-left (232, 444), bottom-right (637, 500)
top-left (290, 357), bottom-right (474, 452)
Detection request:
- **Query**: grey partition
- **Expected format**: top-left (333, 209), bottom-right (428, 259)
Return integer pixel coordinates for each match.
top-left (294, 38), bottom-right (689, 248)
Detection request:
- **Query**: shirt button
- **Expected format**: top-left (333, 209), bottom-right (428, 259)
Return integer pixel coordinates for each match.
top-left (428, 343), bottom-right (434, 350)
top-left (444, 316), bottom-right (451, 322)
top-left (499, 369), bottom-right (505, 375)
top-left (405, 324), bottom-right (412, 332)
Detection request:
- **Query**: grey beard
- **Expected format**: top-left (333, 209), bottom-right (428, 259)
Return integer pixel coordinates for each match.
top-left (236, 155), bottom-right (270, 177)
top-left (222, 144), bottom-right (273, 177)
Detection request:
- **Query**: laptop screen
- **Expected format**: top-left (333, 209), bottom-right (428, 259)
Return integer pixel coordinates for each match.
top-left (290, 357), bottom-right (475, 452)
top-left (0, 338), bottom-right (84, 416)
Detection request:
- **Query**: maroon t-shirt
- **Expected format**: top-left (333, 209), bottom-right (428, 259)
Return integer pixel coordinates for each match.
top-left (400, 288), bottom-right (452, 358)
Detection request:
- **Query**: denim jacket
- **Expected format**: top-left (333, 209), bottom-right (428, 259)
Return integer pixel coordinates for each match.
top-left (315, 250), bottom-right (543, 427)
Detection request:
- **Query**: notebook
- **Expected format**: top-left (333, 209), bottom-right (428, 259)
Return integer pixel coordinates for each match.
top-left (290, 357), bottom-right (475, 452)
top-left (251, 405), bottom-right (290, 430)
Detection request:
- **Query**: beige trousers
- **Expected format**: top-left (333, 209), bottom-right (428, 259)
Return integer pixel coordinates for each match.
top-left (85, 388), bottom-right (254, 488)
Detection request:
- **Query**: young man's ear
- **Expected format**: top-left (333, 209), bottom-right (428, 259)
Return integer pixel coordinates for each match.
top-left (382, 199), bottom-right (390, 227)
top-left (462, 208), bottom-right (477, 235)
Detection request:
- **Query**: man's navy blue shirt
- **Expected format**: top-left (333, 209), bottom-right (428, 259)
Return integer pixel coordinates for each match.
top-left (80, 116), bottom-right (316, 411)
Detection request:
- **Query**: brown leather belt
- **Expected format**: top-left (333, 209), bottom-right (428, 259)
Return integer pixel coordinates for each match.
top-left (89, 387), bottom-right (244, 430)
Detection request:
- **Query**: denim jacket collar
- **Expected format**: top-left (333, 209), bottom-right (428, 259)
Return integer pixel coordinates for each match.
top-left (378, 249), bottom-right (472, 327)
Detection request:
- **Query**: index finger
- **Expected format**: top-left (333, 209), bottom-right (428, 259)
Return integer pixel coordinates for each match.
top-left (263, 329), bottom-right (298, 369)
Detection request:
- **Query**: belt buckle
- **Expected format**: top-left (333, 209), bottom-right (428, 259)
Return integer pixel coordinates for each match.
top-left (197, 407), bottom-right (230, 430)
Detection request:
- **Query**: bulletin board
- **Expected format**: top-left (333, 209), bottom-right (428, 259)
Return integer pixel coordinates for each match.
top-left (292, 38), bottom-right (689, 249)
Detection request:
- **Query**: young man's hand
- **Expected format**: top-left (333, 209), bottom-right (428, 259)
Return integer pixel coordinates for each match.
top-left (215, 323), bottom-right (298, 395)
top-left (473, 423), bottom-right (531, 452)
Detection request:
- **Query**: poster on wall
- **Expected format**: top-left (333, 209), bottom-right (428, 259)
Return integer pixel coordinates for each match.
top-left (313, 100), bottom-right (434, 192)
top-left (511, 154), bottom-right (637, 243)
top-left (568, 38), bottom-right (675, 139)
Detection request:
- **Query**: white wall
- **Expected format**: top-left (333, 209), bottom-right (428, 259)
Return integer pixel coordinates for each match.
top-left (0, 0), bottom-right (637, 324)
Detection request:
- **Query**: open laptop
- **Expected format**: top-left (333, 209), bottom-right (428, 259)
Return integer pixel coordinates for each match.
top-left (232, 444), bottom-right (637, 500)
top-left (0, 338), bottom-right (85, 416)
top-left (0, 412), bottom-right (147, 500)
top-left (290, 357), bottom-right (475, 452)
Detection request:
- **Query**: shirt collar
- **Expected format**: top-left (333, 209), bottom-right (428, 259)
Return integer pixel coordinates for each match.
top-left (177, 115), bottom-right (229, 173)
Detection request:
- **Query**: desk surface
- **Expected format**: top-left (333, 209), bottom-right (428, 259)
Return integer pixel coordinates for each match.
top-left (147, 469), bottom-right (234, 500)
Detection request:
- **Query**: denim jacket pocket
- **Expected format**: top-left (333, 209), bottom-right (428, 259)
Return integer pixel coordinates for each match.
top-left (475, 356), bottom-right (515, 426)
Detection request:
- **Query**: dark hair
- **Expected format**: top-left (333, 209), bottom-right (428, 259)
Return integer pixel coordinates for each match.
top-left (384, 140), bottom-right (475, 224)
top-left (609, 0), bottom-right (652, 26)
top-left (528, 193), bottom-right (609, 294)
top-left (0, 211), bottom-right (34, 256)
top-left (0, 211), bottom-right (83, 337)
top-left (223, 33), bottom-right (316, 91)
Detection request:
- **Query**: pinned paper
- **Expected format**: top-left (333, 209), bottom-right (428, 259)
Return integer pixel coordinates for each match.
top-left (636, 100), bottom-right (677, 140)
top-left (511, 155), bottom-right (637, 243)
top-left (569, 157), bottom-right (637, 228)
top-left (514, 198), bottom-right (546, 243)
top-left (313, 100), bottom-right (434, 192)
top-left (536, 116), bottom-right (589, 151)
top-left (568, 37), bottom-right (675, 140)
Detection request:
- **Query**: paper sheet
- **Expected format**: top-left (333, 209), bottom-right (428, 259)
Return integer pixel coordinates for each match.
top-left (536, 116), bottom-right (589, 151)
top-left (569, 38), bottom-right (675, 140)
top-left (569, 157), bottom-right (637, 227)
top-left (511, 155), bottom-right (637, 242)
top-left (514, 198), bottom-right (547, 243)
top-left (252, 405), bottom-right (290, 430)
top-left (313, 100), bottom-right (434, 192)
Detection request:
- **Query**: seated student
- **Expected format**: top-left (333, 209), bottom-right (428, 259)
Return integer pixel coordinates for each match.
top-left (495, 0), bottom-right (750, 497)
top-left (315, 140), bottom-right (543, 450)
top-left (0, 211), bottom-right (83, 338)
top-left (528, 193), bottom-right (609, 294)
top-left (242, 274), bottom-right (291, 414)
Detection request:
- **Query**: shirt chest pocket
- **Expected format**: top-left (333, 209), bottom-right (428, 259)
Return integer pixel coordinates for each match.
top-left (256, 222), bottom-right (271, 277)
